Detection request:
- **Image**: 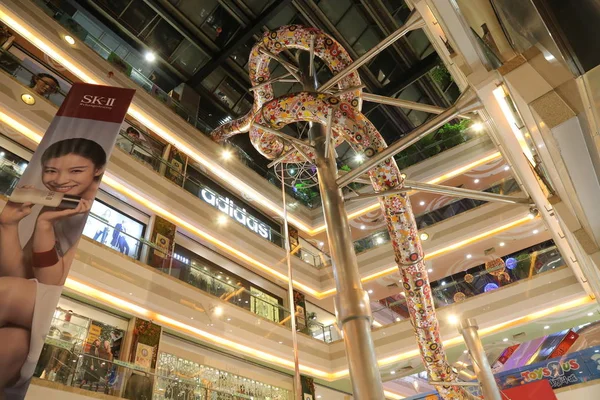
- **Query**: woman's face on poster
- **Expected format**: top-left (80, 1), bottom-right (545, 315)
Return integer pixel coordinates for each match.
top-left (42, 153), bottom-right (102, 197)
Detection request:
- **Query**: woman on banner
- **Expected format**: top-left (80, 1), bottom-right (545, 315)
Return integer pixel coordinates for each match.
top-left (0, 138), bottom-right (107, 389)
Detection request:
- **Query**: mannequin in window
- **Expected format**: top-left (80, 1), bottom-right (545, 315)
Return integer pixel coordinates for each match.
top-left (111, 220), bottom-right (126, 248)
top-left (93, 209), bottom-right (111, 245)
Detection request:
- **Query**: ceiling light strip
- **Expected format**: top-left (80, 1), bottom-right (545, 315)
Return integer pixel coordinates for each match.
top-left (0, 111), bottom-right (530, 299)
top-left (0, 6), bottom-right (504, 236)
top-left (64, 278), bottom-right (330, 378)
top-left (64, 276), bottom-right (591, 383)
top-left (355, 214), bottom-right (535, 286)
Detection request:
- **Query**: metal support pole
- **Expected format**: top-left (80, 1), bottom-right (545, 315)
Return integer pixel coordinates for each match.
top-left (345, 180), bottom-right (532, 205)
top-left (337, 88), bottom-right (482, 188)
top-left (253, 123), bottom-right (314, 149)
top-left (362, 92), bottom-right (447, 114)
top-left (319, 10), bottom-right (424, 92)
top-left (459, 318), bottom-right (503, 400)
top-left (281, 167), bottom-right (303, 400)
top-left (298, 52), bottom-right (386, 399)
top-left (260, 48), bottom-right (303, 82)
top-left (250, 72), bottom-right (294, 91)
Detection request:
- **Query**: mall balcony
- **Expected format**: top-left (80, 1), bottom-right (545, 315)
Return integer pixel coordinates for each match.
top-left (1, 0), bottom-right (600, 399)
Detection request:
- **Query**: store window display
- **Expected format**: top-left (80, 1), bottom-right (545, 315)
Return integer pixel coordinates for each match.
top-left (0, 145), bottom-right (27, 196)
top-left (82, 200), bottom-right (145, 259)
top-left (155, 352), bottom-right (291, 399)
top-left (34, 297), bottom-right (127, 394)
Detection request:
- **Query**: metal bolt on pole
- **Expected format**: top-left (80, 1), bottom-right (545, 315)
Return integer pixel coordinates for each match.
top-left (459, 318), bottom-right (503, 400)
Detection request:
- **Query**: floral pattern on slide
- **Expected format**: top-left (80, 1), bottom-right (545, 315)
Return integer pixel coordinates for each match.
top-left (210, 25), bottom-right (475, 400)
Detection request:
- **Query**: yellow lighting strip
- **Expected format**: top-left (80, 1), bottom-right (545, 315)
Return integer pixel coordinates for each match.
top-left (315, 151), bottom-right (502, 234)
top-left (64, 278), bottom-right (329, 378)
top-left (0, 6), bottom-right (504, 237)
top-left (319, 214), bottom-right (535, 296)
top-left (1, 110), bottom-right (529, 299)
top-left (64, 277), bottom-right (592, 383)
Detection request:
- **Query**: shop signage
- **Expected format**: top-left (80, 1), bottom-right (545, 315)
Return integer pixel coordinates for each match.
top-left (496, 345), bottom-right (600, 390)
top-left (200, 187), bottom-right (271, 239)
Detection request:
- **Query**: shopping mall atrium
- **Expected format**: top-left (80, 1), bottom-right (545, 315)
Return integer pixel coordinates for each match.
top-left (0, 0), bottom-right (599, 399)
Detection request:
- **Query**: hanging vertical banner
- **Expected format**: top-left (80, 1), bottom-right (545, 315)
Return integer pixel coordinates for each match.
top-left (0, 83), bottom-right (134, 399)
top-left (301, 375), bottom-right (316, 399)
top-left (148, 215), bottom-right (176, 270)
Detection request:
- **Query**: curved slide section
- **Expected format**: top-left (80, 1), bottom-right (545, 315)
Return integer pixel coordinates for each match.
top-left (211, 26), bottom-right (473, 400)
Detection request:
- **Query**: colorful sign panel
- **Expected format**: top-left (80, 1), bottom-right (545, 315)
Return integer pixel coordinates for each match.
top-left (409, 345), bottom-right (600, 399)
top-left (501, 379), bottom-right (557, 400)
top-left (0, 83), bottom-right (134, 398)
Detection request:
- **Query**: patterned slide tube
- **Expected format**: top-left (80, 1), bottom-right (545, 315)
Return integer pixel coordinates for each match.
top-left (211, 26), bottom-right (474, 400)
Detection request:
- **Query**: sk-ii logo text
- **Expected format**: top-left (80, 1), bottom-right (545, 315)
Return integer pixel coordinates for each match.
top-left (80, 95), bottom-right (117, 108)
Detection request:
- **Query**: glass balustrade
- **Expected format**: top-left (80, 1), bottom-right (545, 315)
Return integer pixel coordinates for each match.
top-left (0, 49), bottom-right (340, 261)
top-left (371, 245), bottom-right (564, 325)
top-left (27, 0), bottom-right (478, 209)
top-left (33, 341), bottom-right (292, 399)
top-left (352, 178), bottom-right (521, 255)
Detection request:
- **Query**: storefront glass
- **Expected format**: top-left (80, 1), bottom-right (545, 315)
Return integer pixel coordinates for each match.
top-left (82, 200), bottom-right (146, 260)
top-left (35, 297), bottom-right (128, 394)
top-left (155, 352), bottom-right (291, 400)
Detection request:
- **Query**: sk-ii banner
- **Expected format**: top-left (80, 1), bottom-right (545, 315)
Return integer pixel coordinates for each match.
top-left (0, 83), bottom-right (134, 398)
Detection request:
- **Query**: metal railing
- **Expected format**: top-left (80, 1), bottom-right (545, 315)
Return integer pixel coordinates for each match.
top-left (0, 48), bottom-right (340, 267)
top-left (371, 245), bottom-right (564, 324)
top-left (34, 341), bottom-right (292, 399)
top-left (352, 178), bottom-right (521, 255)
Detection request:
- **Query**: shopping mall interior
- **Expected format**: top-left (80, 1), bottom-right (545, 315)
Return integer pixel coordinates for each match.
top-left (0, 0), bottom-right (600, 399)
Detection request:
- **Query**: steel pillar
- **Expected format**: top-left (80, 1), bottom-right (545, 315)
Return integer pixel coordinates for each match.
top-left (337, 88), bottom-right (482, 188)
top-left (299, 53), bottom-right (385, 399)
top-left (459, 318), bottom-right (503, 400)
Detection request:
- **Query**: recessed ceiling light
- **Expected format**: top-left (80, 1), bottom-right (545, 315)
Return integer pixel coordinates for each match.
top-left (447, 315), bottom-right (459, 324)
top-left (368, 289), bottom-right (373, 294)
top-left (354, 154), bottom-right (364, 163)
top-left (503, 338), bottom-right (508, 342)
top-left (376, 237), bottom-right (384, 244)
top-left (588, 312), bottom-right (594, 316)
top-left (221, 149), bottom-right (232, 160)
top-left (390, 370), bottom-right (396, 375)
top-left (360, 225), bottom-right (366, 230)
top-left (463, 350), bottom-right (468, 354)
top-left (191, 317), bottom-right (194, 320)
top-left (466, 254), bottom-right (472, 259)
top-left (64, 35), bottom-right (75, 45)
top-left (278, 341), bottom-right (283, 344)
top-left (420, 232), bottom-right (429, 241)
top-left (145, 52), bottom-right (156, 62)
top-left (226, 318), bottom-right (231, 321)
top-left (319, 242), bottom-right (324, 246)
top-left (21, 93), bottom-right (35, 105)
top-left (474, 179), bottom-right (480, 184)
top-left (395, 317), bottom-right (401, 322)
top-left (217, 214), bottom-right (228, 225)
top-left (419, 200), bottom-right (425, 206)
top-left (504, 165), bottom-right (510, 171)
top-left (499, 242), bottom-right (505, 247)
top-left (533, 229), bottom-right (539, 234)
top-left (214, 306), bottom-right (223, 316)
top-left (441, 281), bottom-right (446, 286)
top-left (544, 325), bottom-right (550, 329)
top-left (427, 268), bottom-right (433, 273)
top-left (472, 122), bottom-right (484, 132)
